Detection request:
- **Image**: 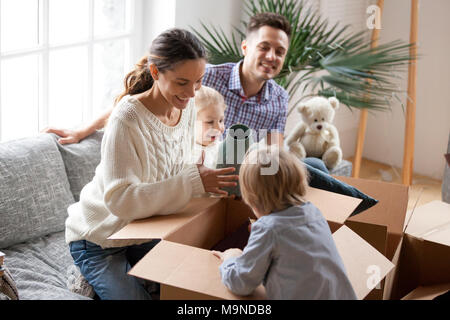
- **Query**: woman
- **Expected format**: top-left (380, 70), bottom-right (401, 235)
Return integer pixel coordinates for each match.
top-left (66, 28), bottom-right (238, 300)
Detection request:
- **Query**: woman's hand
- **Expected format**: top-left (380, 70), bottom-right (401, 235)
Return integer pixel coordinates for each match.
top-left (197, 164), bottom-right (238, 196)
top-left (212, 248), bottom-right (243, 261)
top-left (196, 150), bottom-right (238, 196)
top-left (41, 127), bottom-right (86, 145)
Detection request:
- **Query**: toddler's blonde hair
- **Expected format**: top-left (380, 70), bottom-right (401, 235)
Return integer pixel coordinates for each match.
top-left (195, 86), bottom-right (227, 112)
top-left (239, 146), bottom-right (309, 214)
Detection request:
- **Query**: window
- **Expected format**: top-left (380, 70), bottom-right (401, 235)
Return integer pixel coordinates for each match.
top-left (0, 0), bottom-right (142, 142)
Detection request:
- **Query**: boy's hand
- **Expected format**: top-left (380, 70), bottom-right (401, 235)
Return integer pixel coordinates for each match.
top-left (212, 248), bottom-right (243, 261)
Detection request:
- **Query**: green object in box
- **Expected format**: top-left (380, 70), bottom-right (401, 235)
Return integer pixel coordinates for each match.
top-left (216, 124), bottom-right (255, 197)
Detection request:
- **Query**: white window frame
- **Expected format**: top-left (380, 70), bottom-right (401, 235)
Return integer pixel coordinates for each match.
top-left (0, 0), bottom-right (144, 142)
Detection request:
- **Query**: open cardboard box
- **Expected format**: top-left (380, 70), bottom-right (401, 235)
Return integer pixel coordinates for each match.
top-left (110, 178), bottom-right (410, 300)
top-left (385, 200), bottom-right (450, 300)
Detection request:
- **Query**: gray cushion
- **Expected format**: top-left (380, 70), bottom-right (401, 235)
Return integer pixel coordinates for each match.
top-left (49, 131), bottom-right (103, 202)
top-left (1, 232), bottom-right (91, 300)
top-left (0, 134), bottom-right (74, 248)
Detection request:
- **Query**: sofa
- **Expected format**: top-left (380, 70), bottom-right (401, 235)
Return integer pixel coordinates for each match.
top-left (0, 131), bottom-right (103, 300)
top-left (0, 129), bottom-right (354, 300)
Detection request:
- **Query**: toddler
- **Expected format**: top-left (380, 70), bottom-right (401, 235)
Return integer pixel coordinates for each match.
top-left (212, 147), bottom-right (357, 300)
top-left (193, 86), bottom-right (227, 168)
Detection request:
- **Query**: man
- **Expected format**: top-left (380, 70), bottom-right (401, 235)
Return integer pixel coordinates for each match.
top-left (202, 12), bottom-right (290, 145)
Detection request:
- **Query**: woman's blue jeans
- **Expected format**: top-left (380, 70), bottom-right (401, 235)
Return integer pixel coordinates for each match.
top-left (69, 239), bottom-right (160, 300)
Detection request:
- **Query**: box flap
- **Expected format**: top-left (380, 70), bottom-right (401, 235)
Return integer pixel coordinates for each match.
top-left (333, 225), bottom-right (395, 300)
top-left (338, 177), bottom-right (408, 236)
top-left (402, 283), bottom-right (450, 300)
top-left (164, 199), bottom-right (226, 250)
top-left (345, 220), bottom-right (388, 256)
top-left (383, 235), bottom-right (404, 300)
top-left (109, 197), bottom-right (222, 240)
top-left (128, 240), bottom-right (266, 300)
top-left (304, 186), bottom-right (362, 225)
top-left (405, 200), bottom-right (450, 246)
top-left (338, 177), bottom-right (408, 260)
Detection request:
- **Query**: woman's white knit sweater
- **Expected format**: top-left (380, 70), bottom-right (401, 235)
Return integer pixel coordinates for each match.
top-left (65, 95), bottom-right (205, 248)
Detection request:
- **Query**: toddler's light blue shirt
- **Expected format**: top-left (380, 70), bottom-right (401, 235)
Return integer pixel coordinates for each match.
top-left (219, 202), bottom-right (357, 300)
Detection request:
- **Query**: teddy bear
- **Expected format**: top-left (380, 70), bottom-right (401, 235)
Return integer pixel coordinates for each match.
top-left (285, 96), bottom-right (343, 170)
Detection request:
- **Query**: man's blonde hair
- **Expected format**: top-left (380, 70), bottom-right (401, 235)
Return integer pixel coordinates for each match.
top-left (195, 86), bottom-right (227, 112)
top-left (239, 146), bottom-right (309, 214)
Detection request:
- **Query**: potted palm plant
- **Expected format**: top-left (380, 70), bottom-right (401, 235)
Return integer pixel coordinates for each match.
top-left (192, 0), bottom-right (415, 115)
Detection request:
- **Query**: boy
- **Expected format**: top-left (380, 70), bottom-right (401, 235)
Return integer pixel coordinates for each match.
top-left (212, 147), bottom-right (357, 300)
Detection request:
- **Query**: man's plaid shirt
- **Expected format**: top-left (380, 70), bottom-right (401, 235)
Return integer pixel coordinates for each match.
top-left (202, 61), bottom-right (289, 141)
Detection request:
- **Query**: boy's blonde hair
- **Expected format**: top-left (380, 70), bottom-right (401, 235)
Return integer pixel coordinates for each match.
top-left (195, 86), bottom-right (227, 112)
top-left (239, 147), bottom-right (309, 214)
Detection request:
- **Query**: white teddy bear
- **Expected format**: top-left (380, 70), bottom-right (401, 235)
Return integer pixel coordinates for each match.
top-left (285, 96), bottom-right (343, 170)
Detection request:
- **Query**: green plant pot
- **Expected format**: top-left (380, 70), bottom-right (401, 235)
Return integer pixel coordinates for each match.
top-left (216, 124), bottom-right (254, 197)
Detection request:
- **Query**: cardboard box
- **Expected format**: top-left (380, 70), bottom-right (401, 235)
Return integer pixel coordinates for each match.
top-left (386, 200), bottom-right (450, 300)
top-left (336, 177), bottom-right (409, 300)
top-left (110, 184), bottom-right (397, 300)
top-left (336, 177), bottom-right (408, 262)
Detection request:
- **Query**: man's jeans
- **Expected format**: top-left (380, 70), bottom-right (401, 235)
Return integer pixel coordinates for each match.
top-left (69, 239), bottom-right (160, 300)
top-left (301, 158), bottom-right (378, 216)
top-left (302, 157), bottom-right (330, 174)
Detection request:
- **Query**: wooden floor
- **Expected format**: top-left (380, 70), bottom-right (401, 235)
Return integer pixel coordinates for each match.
top-left (347, 157), bottom-right (443, 215)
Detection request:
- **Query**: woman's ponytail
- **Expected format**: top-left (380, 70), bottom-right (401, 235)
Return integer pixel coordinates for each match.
top-left (115, 56), bottom-right (153, 105)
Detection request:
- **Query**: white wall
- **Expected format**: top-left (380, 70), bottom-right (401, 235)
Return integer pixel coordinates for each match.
top-left (363, 0), bottom-right (450, 180)
top-left (141, 0), bottom-right (243, 53)
top-left (141, 0), bottom-right (176, 54)
top-left (175, 0), bottom-right (243, 39)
